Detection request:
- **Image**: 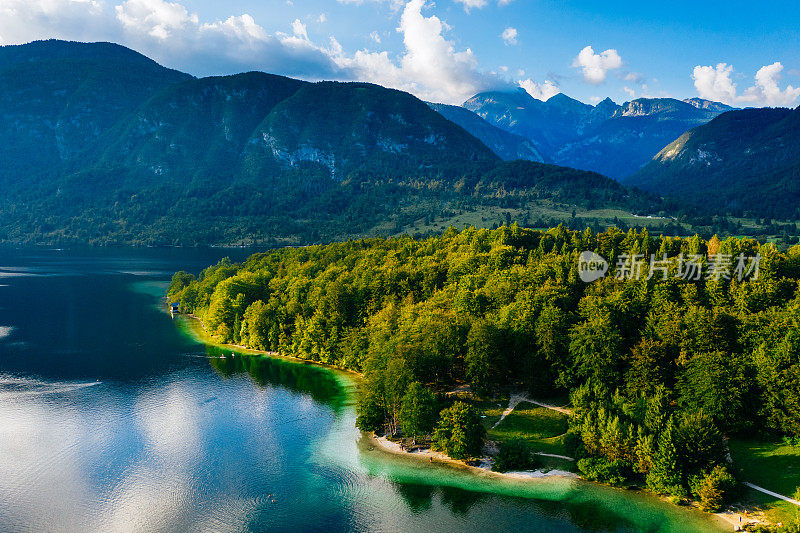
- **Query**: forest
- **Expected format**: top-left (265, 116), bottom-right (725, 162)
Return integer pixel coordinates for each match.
top-left (168, 225), bottom-right (800, 515)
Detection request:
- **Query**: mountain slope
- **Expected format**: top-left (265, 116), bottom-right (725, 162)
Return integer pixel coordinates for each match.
top-left (0, 40), bottom-right (192, 182)
top-left (92, 72), bottom-right (307, 190)
top-left (626, 107), bottom-right (800, 218)
top-left (428, 102), bottom-right (545, 162)
top-left (464, 91), bottom-right (731, 179)
top-left (241, 82), bottom-right (498, 181)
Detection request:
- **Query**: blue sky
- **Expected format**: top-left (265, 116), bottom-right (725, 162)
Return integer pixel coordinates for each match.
top-left (2, 0), bottom-right (800, 106)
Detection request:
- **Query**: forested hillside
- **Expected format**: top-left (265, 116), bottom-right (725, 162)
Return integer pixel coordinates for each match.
top-left (169, 226), bottom-right (800, 510)
top-left (628, 106), bottom-right (800, 219)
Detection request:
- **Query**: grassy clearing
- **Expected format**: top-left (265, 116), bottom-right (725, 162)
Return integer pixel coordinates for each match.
top-left (462, 396), bottom-right (508, 430)
top-left (487, 402), bottom-right (573, 470)
top-left (729, 438), bottom-right (800, 523)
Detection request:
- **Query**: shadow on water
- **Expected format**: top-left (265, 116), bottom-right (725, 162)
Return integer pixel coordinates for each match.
top-left (439, 485), bottom-right (486, 515)
top-left (205, 347), bottom-right (348, 413)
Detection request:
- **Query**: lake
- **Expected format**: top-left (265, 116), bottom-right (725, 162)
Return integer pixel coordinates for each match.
top-left (0, 248), bottom-right (727, 532)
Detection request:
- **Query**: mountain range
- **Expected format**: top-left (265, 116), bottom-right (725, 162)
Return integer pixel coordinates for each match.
top-left (0, 39), bottom-right (670, 246)
top-left (2, 39), bottom-right (798, 246)
top-left (464, 89), bottom-right (734, 179)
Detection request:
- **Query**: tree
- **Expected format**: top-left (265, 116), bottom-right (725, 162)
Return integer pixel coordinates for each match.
top-left (432, 401), bottom-right (486, 460)
top-left (400, 382), bottom-right (437, 443)
top-left (646, 417), bottom-right (685, 499)
top-left (678, 351), bottom-right (752, 432)
top-left (493, 438), bottom-right (536, 472)
top-left (625, 338), bottom-right (672, 396)
top-left (693, 465), bottom-right (737, 512)
top-left (569, 307), bottom-right (625, 388)
top-left (465, 320), bottom-right (505, 396)
top-left (168, 271), bottom-right (195, 300)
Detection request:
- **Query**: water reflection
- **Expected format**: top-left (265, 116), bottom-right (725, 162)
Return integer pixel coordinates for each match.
top-left (205, 346), bottom-right (348, 413)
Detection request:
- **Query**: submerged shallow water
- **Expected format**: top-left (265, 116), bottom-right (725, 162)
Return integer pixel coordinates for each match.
top-left (0, 248), bottom-right (727, 532)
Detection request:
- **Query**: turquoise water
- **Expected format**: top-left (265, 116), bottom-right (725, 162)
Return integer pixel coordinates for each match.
top-left (0, 248), bottom-right (727, 532)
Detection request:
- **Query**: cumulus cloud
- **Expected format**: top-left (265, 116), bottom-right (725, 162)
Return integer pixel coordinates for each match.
top-left (519, 79), bottom-right (560, 101)
top-left (752, 63), bottom-right (800, 106)
top-left (501, 27), bottom-right (517, 46)
top-left (572, 45), bottom-right (622, 84)
top-left (692, 62), bottom-right (800, 107)
top-left (331, 0), bottom-right (498, 103)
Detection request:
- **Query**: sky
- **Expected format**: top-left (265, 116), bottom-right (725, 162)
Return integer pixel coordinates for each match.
top-left (2, 0), bottom-right (800, 107)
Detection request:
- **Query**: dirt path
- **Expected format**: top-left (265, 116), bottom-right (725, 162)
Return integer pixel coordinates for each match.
top-left (491, 393), bottom-right (529, 429)
top-left (535, 452), bottom-right (574, 461)
top-left (743, 482), bottom-right (800, 506)
top-left (527, 399), bottom-right (572, 415)
top-left (492, 393), bottom-right (572, 432)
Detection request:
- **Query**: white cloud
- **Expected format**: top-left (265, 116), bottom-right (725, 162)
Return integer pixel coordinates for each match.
top-left (501, 26), bottom-right (517, 46)
top-left (331, 0), bottom-right (497, 103)
top-left (317, 13), bottom-right (327, 23)
top-left (115, 0), bottom-right (196, 40)
top-left (519, 78), bottom-right (560, 101)
top-left (0, 0), bottom-right (115, 45)
top-left (369, 30), bottom-right (381, 43)
top-left (290, 18), bottom-right (308, 40)
top-left (572, 45), bottom-right (622, 84)
top-left (454, 0), bottom-right (515, 10)
top-left (623, 71), bottom-right (643, 84)
top-left (692, 62), bottom-right (800, 107)
top-left (623, 86), bottom-right (635, 98)
top-left (752, 62), bottom-right (800, 106)
top-left (454, 0), bottom-right (489, 11)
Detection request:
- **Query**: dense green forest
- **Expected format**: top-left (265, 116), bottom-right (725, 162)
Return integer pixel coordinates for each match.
top-left (169, 225), bottom-right (800, 515)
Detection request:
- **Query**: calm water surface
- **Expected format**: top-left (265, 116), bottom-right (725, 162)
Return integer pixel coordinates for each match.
top-left (0, 248), bottom-right (727, 532)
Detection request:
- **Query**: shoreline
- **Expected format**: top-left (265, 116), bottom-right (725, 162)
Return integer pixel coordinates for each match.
top-left (368, 433), bottom-right (579, 481)
top-left (175, 310), bottom-right (754, 531)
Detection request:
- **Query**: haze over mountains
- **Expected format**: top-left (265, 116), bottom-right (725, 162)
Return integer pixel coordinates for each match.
top-left (464, 89), bottom-right (734, 179)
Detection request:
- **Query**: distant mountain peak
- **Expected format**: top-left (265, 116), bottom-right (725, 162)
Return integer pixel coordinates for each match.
top-left (464, 90), bottom-right (731, 179)
top-left (546, 92), bottom-right (592, 112)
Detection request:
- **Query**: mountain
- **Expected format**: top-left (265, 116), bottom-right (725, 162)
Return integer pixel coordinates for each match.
top-left (0, 40), bottom-right (192, 183)
top-left (427, 102), bottom-right (545, 162)
top-left (463, 89), bottom-right (595, 157)
top-left (91, 73), bottom-right (498, 195)
top-left (0, 40), bottom-right (695, 246)
top-left (554, 98), bottom-right (730, 178)
top-left (626, 106), bottom-right (800, 218)
top-left (464, 90), bottom-right (732, 179)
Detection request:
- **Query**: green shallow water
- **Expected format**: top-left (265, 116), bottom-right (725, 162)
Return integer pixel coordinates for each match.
top-left (0, 247), bottom-right (728, 532)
